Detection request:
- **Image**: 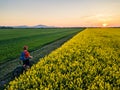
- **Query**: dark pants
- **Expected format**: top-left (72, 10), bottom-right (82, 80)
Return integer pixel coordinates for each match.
top-left (23, 59), bottom-right (30, 66)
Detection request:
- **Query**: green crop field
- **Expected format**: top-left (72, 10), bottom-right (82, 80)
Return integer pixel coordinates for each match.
top-left (0, 28), bottom-right (84, 63)
top-left (6, 28), bottom-right (120, 90)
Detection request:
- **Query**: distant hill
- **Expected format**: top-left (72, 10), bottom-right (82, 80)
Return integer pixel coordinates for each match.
top-left (0, 25), bottom-right (56, 29)
top-left (31, 25), bottom-right (55, 28)
top-left (14, 25), bottom-right (29, 28)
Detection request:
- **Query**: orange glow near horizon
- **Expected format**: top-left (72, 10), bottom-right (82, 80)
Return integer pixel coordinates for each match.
top-left (0, 13), bottom-right (120, 27)
top-left (0, 17), bottom-right (119, 27)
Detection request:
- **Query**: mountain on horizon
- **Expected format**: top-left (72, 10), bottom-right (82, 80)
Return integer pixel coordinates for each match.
top-left (32, 24), bottom-right (55, 28)
top-left (0, 24), bottom-right (55, 28)
top-left (14, 25), bottom-right (29, 28)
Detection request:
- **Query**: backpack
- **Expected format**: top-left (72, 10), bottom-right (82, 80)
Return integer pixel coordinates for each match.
top-left (20, 52), bottom-right (26, 61)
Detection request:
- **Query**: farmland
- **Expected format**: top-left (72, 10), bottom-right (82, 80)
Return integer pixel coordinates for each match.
top-left (6, 28), bottom-right (120, 89)
top-left (0, 28), bottom-right (83, 63)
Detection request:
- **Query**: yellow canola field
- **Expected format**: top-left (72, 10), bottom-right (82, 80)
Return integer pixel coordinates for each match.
top-left (6, 28), bottom-right (120, 90)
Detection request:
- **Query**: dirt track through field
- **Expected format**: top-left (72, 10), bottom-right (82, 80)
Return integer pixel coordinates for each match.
top-left (0, 33), bottom-right (76, 89)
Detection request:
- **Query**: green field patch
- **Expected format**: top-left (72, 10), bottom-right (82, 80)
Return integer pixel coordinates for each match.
top-left (0, 28), bottom-right (84, 63)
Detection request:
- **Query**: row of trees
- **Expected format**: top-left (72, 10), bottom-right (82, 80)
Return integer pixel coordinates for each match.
top-left (0, 26), bottom-right (13, 29)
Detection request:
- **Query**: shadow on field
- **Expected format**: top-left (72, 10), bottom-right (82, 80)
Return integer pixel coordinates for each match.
top-left (12, 60), bottom-right (35, 78)
top-left (0, 60), bottom-right (35, 89)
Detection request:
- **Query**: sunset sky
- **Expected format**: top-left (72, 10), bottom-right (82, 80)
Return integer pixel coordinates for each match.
top-left (0, 0), bottom-right (120, 27)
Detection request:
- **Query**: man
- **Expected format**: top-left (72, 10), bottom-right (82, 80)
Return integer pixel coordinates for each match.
top-left (21, 46), bottom-right (33, 69)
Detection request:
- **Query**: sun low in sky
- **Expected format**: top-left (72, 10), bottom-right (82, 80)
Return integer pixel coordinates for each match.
top-left (102, 23), bottom-right (108, 27)
top-left (0, 0), bottom-right (120, 27)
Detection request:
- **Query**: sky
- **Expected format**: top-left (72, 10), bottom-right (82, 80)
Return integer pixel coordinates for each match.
top-left (0, 0), bottom-right (120, 27)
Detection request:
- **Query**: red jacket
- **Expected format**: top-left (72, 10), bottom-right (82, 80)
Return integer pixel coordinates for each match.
top-left (24, 50), bottom-right (30, 58)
